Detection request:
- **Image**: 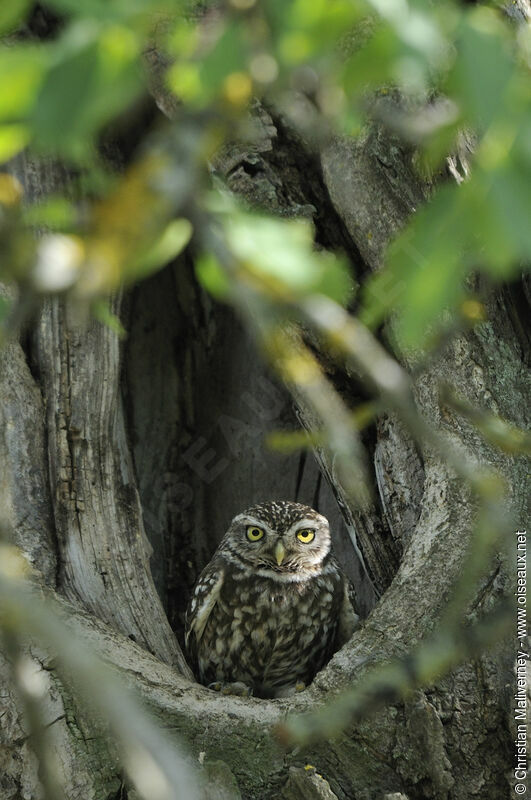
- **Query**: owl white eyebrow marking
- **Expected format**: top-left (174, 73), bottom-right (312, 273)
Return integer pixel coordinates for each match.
top-left (287, 517), bottom-right (326, 535)
top-left (232, 514), bottom-right (276, 535)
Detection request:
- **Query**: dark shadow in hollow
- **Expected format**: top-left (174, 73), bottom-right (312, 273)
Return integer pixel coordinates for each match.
top-left (124, 258), bottom-right (383, 654)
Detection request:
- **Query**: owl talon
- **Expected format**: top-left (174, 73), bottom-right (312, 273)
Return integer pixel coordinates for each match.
top-left (273, 681), bottom-right (306, 698)
top-left (207, 680), bottom-right (252, 697)
top-left (221, 681), bottom-right (253, 697)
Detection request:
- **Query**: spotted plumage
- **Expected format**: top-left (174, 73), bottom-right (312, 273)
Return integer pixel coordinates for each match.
top-left (185, 501), bottom-right (358, 698)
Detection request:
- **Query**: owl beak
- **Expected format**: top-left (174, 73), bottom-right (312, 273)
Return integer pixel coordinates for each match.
top-left (274, 541), bottom-right (286, 566)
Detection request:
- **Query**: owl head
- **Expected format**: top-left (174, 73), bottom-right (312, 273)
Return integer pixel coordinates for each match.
top-left (220, 500), bottom-right (331, 577)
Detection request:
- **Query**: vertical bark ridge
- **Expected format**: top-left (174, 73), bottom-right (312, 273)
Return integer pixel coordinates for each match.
top-left (35, 295), bottom-right (191, 674)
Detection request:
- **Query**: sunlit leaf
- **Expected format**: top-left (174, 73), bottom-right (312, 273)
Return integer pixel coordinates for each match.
top-left (0, 47), bottom-right (46, 120)
top-left (126, 218), bottom-right (193, 280)
top-left (168, 19), bottom-right (249, 106)
top-left (269, 0), bottom-right (361, 65)
top-left (195, 253), bottom-right (231, 299)
top-left (0, 125), bottom-right (30, 163)
top-left (92, 298), bottom-right (126, 337)
top-left (343, 2), bottom-right (448, 97)
top-left (225, 213), bottom-right (353, 304)
top-left (0, 173), bottom-right (23, 206)
top-left (167, 19), bottom-right (199, 59)
top-left (23, 197), bottom-right (78, 231)
top-left (167, 62), bottom-right (202, 103)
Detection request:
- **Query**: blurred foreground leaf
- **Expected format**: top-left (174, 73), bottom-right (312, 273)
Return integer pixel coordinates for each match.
top-left (130, 217), bottom-right (193, 278)
top-left (197, 207), bottom-right (354, 306)
top-left (266, 404), bottom-right (376, 454)
top-left (92, 298), bottom-right (126, 337)
top-left (0, 124), bottom-right (30, 163)
top-left (31, 23), bottom-right (143, 158)
top-left (0, 46), bottom-right (46, 124)
top-left (442, 386), bottom-right (531, 455)
top-left (195, 252), bottom-right (231, 299)
top-left (227, 214), bottom-right (352, 304)
top-left (0, 0), bottom-right (32, 35)
top-left (0, 556), bottom-right (199, 800)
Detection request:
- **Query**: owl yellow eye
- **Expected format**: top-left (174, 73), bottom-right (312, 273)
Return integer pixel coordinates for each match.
top-left (246, 526), bottom-right (265, 542)
top-left (296, 529), bottom-right (315, 543)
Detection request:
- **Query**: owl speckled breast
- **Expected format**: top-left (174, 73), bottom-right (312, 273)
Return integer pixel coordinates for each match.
top-left (197, 561), bottom-right (343, 696)
top-left (185, 501), bottom-right (358, 698)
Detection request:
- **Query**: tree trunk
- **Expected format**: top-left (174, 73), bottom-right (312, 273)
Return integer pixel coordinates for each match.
top-left (0, 99), bottom-right (528, 800)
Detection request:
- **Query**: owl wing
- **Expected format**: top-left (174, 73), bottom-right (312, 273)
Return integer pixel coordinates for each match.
top-left (336, 576), bottom-right (360, 648)
top-left (185, 565), bottom-right (225, 658)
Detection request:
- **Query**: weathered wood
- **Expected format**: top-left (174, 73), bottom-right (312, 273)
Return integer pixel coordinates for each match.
top-left (33, 294), bottom-right (190, 672)
top-left (6, 151), bottom-right (191, 674)
top-left (0, 336), bottom-right (56, 584)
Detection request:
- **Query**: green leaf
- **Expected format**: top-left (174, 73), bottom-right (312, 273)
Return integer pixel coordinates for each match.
top-left (23, 197), bottom-right (78, 231)
top-left (31, 23), bottom-right (142, 157)
top-left (342, 24), bottom-right (398, 93)
top-left (342, 5), bottom-right (447, 97)
top-left (489, 169), bottom-right (531, 264)
top-left (397, 246), bottom-right (464, 347)
top-left (361, 184), bottom-right (467, 346)
top-left (92, 299), bottom-right (126, 337)
top-left (452, 9), bottom-right (514, 129)
top-left (0, 125), bottom-right (30, 163)
top-left (225, 214), bottom-right (353, 304)
top-left (275, 0), bottom-right (360, 63)
top-left (195, 253), bottom-right (231, 299)
top-left (0, 47), bottom-right (46, 121)
top-left (463, 176), bottom-right (518, 275)
top-left (198, 21), bottom-right (247, 100)
top-left (126, 218), bottom-right (193, 281)
top-left (168, 20), bottom-right (248, 106)
top-left (0, 0), bottom-right (32, 35)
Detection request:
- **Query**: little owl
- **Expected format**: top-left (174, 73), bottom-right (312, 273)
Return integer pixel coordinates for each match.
top-left (185, 500), bottom-right (358, 698)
